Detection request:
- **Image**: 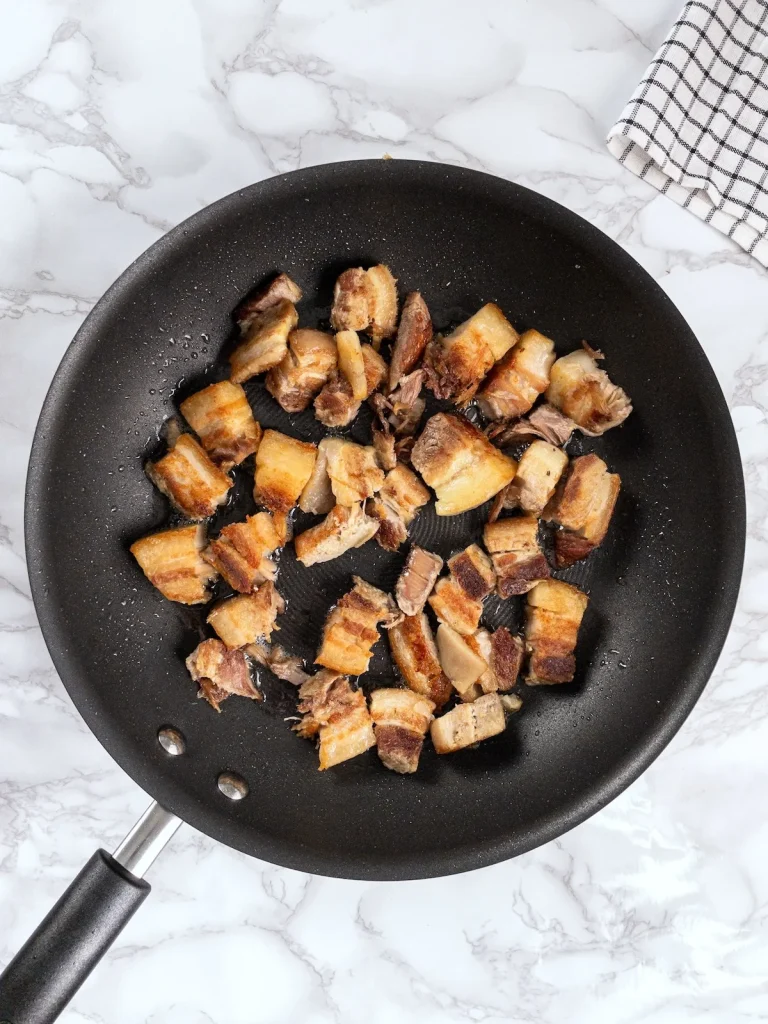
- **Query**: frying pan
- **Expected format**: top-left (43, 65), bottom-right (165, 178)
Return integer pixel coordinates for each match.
top-left (1, 159), bottom-right (744, 1023)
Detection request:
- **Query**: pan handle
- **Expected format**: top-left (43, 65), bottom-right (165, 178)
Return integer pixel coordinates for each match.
top-left (0, 802), bottom-right (181, 1024)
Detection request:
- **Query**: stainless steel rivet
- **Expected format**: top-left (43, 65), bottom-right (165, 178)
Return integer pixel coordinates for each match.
top-left (157, 726), bottom-right (186, 756)
top-left (217, 772), bottom-right (249, 800)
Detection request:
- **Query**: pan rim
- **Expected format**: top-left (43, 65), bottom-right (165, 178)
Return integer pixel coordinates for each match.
top-left (24, 158), bottom-right (746, 880)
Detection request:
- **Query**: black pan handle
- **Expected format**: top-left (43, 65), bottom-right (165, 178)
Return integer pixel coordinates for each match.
top-left (0, 803), bottom-right (180, 1024)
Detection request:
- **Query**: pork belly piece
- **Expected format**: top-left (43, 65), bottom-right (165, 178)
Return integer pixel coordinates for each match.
top-left (546, 346), bottom-right (632, 435)
top-left (186, 638), bottom-right (260, 712)
top-left (372, 427), bottom-right (397, 470)
top-left (483, 515), bottom-right (550, 597)
top-left (544, 453), bottom-right (620, 567)
top-left (459, 627), bottom-right (524, 701)
top-left (489, 627), bottom-right (524, 691)
top-left (370, 688), bottom-right (435, 773)
top-left (203, 512), bottom-right (280, 593)
top-left (296, 671), bottom-right (375, 770)
top-left (230, 299), bottom-right (298, 383)
top-left (265, 329), bottom-right (337, 413)
top-left (298, 438), bottom-right (335, 515)
top-left (247, 640), bottom-right (310, 686)
top-left (371, 369), bottom-right (426, 444)
top-left (179, 380), bottom-right (262, 470)
top-left (425, 303), bottom-right (518, 404)
top-left (323, 438), bottom-right (385, 506)
top-left (335, 330), bottom-right (368, 400)
top-left (502, 440), bottom-right (568, 514)
top-left (130, 523), bottom-right (217, 605)
top-left (235, 272), bottom-right (302, 329)
top-left (389, 292), bottom-right (433, 390)
top-left (430, 693), bottom-right (506, 754)
top-left (294, 503), bottom-right (379, 566)
top-left (388, 612), bottom-right (452, 709)
top-left (316, 577), bottom-right (400, 676)
top-left (314, 343), bottom-right (387, 427)
top-left (146, 433), bottom-right (232, 520)
top-left (207, 581), bottom-right (284, 650)
top-left (395, 546), bottom-right (443, 616)
top-left (525, 579), bottom-right (588, 686)
top-left (253, 429), bottom-right (317, 514)
top-left (437, 623), bottom-right (487, 695)
top-left (411, 413), bottom-right (517, 516)
top-left (428, 545), bottom-right (495, 635)
top-left (476, 329), bottom-right (556, 421)
top-left (489, 403), bottom-right (575, 448)
top-left (330, 264), bottom-right (398, 346)
top-left (367, 463), bottom-right (430, 551)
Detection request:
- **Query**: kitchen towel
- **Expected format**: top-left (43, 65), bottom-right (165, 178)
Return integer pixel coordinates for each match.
top-left (607, 0), bottom-right (768, 266)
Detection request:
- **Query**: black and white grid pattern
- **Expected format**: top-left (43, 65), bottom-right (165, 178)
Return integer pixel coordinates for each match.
top-left (608, 0), bottom-right (768, 266)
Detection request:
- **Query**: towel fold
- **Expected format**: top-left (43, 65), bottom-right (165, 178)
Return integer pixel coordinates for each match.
top-left (608, 0), bottom-right (768, 266)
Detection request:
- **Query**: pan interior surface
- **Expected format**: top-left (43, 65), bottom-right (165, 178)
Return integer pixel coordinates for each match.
top-left (25, 160), bottom-right (744, 880)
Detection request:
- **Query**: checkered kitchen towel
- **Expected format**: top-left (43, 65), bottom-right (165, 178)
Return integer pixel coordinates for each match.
top-left (607, 0), bottom-right (768, 266)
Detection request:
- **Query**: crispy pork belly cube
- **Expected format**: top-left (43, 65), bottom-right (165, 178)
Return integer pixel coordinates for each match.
top-left (323, 438), bottom-right (385, 506)
top-left (546, 347), bottom-right (632, 435)
top-left (476, 329), bottom-right (556, 421)
top-left (316, 577), bottom-right (399, 676)
top-left (388, 613), bottom-right (453, 709)
top-left (448, 544), bottom-right (496, 598)
top-left (370, 688), bottom-right (435, 773)
top-left (330, 264), bottom-right (398, 345)
top-left (395, 546), bottom-right (443, 616)
top-left (253, 429), bottom-right (317, 514)
top-left (544, 453), bottom-right (621, 567)
top-left (425, 303), bottom-right (518, 404)
top-left (331, 268), bottom-right (371, 332)
top-left (411, 413), bottom-right (517, 516)
top-left (465, 629), bottom-right (497, 695)
top-left (372, 426), bottom-right (397, 471)
top-left (265, 329), bottom-right (337, 413)
top-left (146, 433), bottom-right (232, 520)
top-left (483, 515), bottom-right (550, 597)
top-left (235, 272), bottom-right (302, 329)
top-left (335, 330), bottom-right (367, 400)
top-left (428, 545), bottom-right (494, 634)
top-left (429, 577), bottom-right (482, 635)
top-left (185, 638), bottom-right (260, 712)
top-left (491, 403), bottom-right (575, 448)
top-left (366, 264), bottom-right (399, 345)
top-left (490, 627), bottom-right (524, 691)
top-left (437, 623), bottom-right (487, 695)
top-left (179, 381), bottom-right (262, 470)
top-left (203, 512), bottom-right (280, 593)
top-left (504, 440), bottom-right (568, 514)
top-left (430, 693), bottom-right (506, 754)
top-left (130, 523), bottom-right (216, 605)
top-left (207, 581), bottom-right (285, 650)
top-left (460, 627), bottom-right (523, 698)
top-left (525, 580), bottom-right (588, 685)
top-left (314, 344), bottom-right (387, 427)
top-left (299, 437), bottom-right (335, 515)
top-left (389, 291), bottom-right (433, 391)
top-left (296, 671), bottom-right (375, 770)
top-left (368, 463), bottom-right (430, 551)
top-left (230, 299), bottom-right (298, 383)
top-left (294, 502), bottom-right (379, 566)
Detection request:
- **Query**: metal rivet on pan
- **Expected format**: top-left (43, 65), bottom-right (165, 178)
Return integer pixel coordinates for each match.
top-left (217, 772), bottom-right (249, 800)
top-left (157, 726), bottom-right (186, 756)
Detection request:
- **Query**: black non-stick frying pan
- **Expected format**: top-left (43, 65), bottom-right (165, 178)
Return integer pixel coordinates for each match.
top-left (1, 160), bottom-right (745, 1023)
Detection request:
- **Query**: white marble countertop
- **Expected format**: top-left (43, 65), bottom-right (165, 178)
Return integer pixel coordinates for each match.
top-left (2, 1), bottom-right (767, 1021)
